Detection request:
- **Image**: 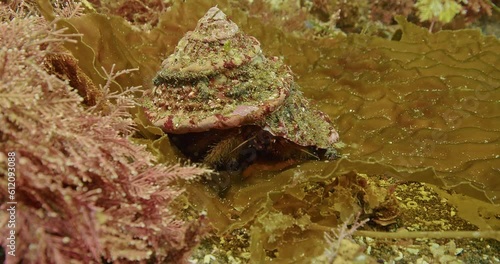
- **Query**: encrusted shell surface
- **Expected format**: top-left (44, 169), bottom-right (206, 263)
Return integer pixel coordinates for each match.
top-left (264, 87), bottom-right (339, 149)
top-left (143, 7), bottom-right (338, 149)
top-left (153, 7), bottom-right (262, 84)
top-left (144, 7), bottom-right (292, 133)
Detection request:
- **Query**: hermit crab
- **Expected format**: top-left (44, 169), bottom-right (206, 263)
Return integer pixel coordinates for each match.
top-left (143, 7), bottom-right (339, 176)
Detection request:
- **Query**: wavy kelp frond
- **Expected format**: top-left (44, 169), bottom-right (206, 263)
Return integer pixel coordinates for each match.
top-left (182, 160), bottom-right (400, 262)
top-left (301, 17), bottom-right (500, 204)
top-left (185, 156), bottom-right (499, 262)
top-left (0, 5), bottom-right (210, 263)
top-left (198, 6), bottom-right (499, 202)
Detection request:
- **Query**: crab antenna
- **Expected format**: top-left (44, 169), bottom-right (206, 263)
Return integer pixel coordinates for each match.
top-left (229, 135), bottom-right (257, 155)
top-left (298, 148), bottom-right (319, 160)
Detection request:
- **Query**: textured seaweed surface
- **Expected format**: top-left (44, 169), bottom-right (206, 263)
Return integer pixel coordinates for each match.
top-left (302, 17), bottom-right (500, 203)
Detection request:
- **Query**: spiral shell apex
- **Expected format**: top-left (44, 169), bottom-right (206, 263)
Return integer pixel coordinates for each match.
top-left (153, 7), bottom-right (262, 85)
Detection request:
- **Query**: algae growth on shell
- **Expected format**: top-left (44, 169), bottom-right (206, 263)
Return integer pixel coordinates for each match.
top-left (142, 6), bottom-right (339, 168)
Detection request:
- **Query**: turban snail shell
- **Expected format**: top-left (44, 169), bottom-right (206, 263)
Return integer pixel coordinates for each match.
top-left (143, 7), bottom-right (339, 177)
